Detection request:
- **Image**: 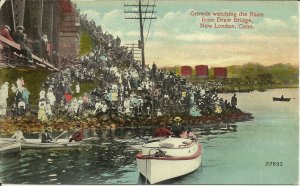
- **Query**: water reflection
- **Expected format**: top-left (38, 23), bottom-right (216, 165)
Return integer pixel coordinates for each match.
top-left (0, 126), bottom-right (236, 184)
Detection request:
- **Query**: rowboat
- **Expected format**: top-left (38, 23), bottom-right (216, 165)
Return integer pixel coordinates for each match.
top-left (21, 139), bottom-right (82, 149)
top-left (272, 97), bottom-right (291, 102)
top-left (136, 137), bottom-right (202, 184)
top-left (0, 141), bottom-right (21, 154)
top-left (0, 138), bottom-right (81, 149)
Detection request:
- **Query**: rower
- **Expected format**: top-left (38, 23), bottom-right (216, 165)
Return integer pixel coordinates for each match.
top-left (41, 128), bottom-right (53, 143)
top-left (69, 124), bottom-right (84, 142)
top-left (11, 128), bottom-right (26, 142)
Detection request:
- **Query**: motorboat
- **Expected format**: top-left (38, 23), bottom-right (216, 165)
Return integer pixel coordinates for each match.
top-left (136, 137), bottom-right (202, 184)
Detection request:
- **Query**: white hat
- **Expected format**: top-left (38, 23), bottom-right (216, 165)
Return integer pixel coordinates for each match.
top-left (4, 25), bottom-right (11, 31)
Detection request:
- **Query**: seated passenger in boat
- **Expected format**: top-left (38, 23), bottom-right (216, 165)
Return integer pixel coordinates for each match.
top-left (41, 128), bottom-right (53, 143)
top-left (180, 129), bottom-right (197, 140)
top-left (11, 129), bottom-right (26, 142)
top-left (69, 124), bottom-right (84, 142)
top-left (153, 123), bottom-right (172, 137)
top-left (171, 117), bottom-right (185, 137)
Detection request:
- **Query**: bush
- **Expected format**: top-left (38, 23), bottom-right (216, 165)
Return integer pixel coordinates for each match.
top-left (79, 32), bottom-right (93, 56)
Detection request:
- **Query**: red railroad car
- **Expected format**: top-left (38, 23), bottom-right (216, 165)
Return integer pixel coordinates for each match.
top-left (195, 65), bottom-right (208, 78)
top-left (214, 67), bottom-right (227, 79)
top-left (181, 66), bottom-right (192, 77)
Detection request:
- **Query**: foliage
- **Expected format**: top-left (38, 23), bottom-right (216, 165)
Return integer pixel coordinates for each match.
top-left (228, 63), bottom-right (298, 85)
top-left (79, 32), bottom-right (93, 56)
top-left (0, 68), bottom-right (51, 106)
top-left (71, 80), bottom-right (98, 98)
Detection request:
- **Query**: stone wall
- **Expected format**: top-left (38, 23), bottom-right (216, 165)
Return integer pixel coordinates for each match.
top-left (57, 9), bottom-right (80, 58)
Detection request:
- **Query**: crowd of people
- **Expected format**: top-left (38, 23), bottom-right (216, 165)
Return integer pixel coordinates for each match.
top-left (0, 78), bottom-right (31, 117)
top-left (32, 16), bottom-right (239, 122)
top-left (0, 14), bottom-right (240, 125)
top-left (192, 78), bottom-right (278, 94)
top-left (0, 24), bottom-right (50, 64)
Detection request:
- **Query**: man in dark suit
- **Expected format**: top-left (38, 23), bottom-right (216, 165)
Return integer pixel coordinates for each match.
top-left (14, 89), bottom-right (22, 116)
top-left (171, 116), bottom-right (185, 137)
top-left (41, 128), bottom-right (53, 143)
top-left (13, 26), bottom-right (33, 63)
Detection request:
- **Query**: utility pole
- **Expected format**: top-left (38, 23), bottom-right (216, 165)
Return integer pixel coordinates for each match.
top-left (39, 0), bottom-right (43, 37)
top-left (125, 43), bottom-right (141, 60)
top-left (10, 0), bottom-right (15, 31)
top-left (124, 0), bottom-right (156, 71)
top-left (50, 0), bottom-right (54, 64)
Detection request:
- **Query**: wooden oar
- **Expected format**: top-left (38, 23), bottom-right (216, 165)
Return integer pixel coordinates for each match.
top-left (53, 131), bottom-right (68, 141)
top-left (0, 138), bottom-right (16, 143)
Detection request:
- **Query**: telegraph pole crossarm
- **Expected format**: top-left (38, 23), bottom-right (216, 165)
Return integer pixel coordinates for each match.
top-left (124, 0), bottom-right (156, 71)
top-left (124, 10), bottom-right (156, 14)
top-left (124, 4), bottom-right (156, 7)
top-left (125, 17), bottom-right (157, 19)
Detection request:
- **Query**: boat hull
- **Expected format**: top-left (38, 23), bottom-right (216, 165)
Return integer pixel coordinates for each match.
top-left (136, 137), bottom-right (202, 184)
top-left (137, 151), bottom-right (201, 184)
top-left (273, 97), bottom-right (291, 102)
top-left (0, 138), bottom-right (81, 149)
top-left (0, 142), bottom-right (21, 154)
top-left (21, 139), bottom-right (81, 149)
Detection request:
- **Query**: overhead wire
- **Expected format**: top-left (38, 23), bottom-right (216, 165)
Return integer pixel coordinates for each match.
top-left (142, 0), bottom-right (150, 27)
top-left (144, 0), bottom-right (156, 45)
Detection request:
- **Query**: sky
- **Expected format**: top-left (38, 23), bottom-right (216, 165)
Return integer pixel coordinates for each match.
top-left (73, 0), bottom-right (298, 68)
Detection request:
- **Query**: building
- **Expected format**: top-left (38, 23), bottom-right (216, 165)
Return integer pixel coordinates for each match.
top-left (195, 65), bottom-right (208, 78)
top-left (181, 66), bottom-right (192, 77)
top-left (214, 67), bottom-right (227, 79)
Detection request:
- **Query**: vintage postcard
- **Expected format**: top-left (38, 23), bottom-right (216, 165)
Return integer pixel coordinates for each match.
top-left (0, 0), bottom-right (298, 185)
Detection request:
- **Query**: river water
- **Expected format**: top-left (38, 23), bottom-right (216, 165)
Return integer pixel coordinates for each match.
top-left (0, 88), bottom-right (298, 185)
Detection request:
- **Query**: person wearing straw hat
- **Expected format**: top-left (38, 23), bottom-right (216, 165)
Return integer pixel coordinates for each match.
top-left (171, 116), bottom-right (185, 137)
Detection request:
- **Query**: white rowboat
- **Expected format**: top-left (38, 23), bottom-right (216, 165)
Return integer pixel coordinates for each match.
top-left (0, 141), bottom-right (21, 154)
top-left (136, 137), bottom-right (202, 184)
top-left (0, 138), bottom-right (81, 149)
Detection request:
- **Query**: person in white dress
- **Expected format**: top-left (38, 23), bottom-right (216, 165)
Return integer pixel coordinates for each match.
top-left (75, 83), bottom-right (80, 94)
top-left (11, 129), bottom-right (26, 142)
top-left (46, 88), bottom-right (56, 106)
top-left (39, 89), bottom-right (46, 100)
top-left (0, 86), bottom-right (7, 116)
top-left (38, 100), bottom-right (48, 122)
